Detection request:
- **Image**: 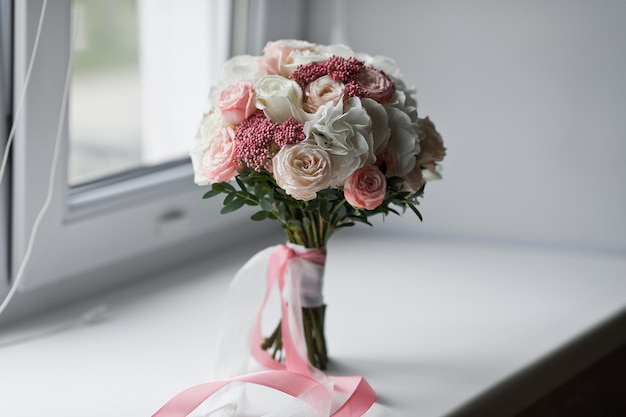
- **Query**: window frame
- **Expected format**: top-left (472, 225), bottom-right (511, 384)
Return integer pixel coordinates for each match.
top-left (0, 0), bottom-right (13, 301)
top-left (1, 0), bottom-right (309, 324)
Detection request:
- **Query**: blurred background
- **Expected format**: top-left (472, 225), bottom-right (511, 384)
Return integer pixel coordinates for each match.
top-left (70, 0), bottom-right (626, 252)
top-left (302, 0), bottom-right (626, 253)
top-left (3, 0), bottom-right (625, 323)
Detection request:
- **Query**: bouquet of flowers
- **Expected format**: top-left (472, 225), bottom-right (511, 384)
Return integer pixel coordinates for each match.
top-left (191, 39), bottom-right (445, 369)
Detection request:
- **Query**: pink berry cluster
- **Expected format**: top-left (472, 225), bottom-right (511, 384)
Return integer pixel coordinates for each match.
top-left (234, 110), bottom-right (306, 172)
top-left (290, 55), bottom-right (394, 100)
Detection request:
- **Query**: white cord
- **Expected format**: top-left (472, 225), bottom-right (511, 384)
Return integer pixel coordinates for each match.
top-left (0, 304), bottom-right (108, 348)
top-left (0, 39), bottom-right (72, 318)
top-left (0, 2), bottom-right (110, 339)
top-left (0, 0), bottom-right (49, 184)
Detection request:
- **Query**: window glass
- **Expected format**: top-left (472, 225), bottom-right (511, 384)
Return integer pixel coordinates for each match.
top-left (69, 0), bottom-right (215, 185)
top-left (70, 0), bottom-right (141, 184)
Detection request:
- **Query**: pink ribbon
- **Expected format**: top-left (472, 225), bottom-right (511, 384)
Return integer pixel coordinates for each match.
top-left (153, 245), bottom-right (377, 417)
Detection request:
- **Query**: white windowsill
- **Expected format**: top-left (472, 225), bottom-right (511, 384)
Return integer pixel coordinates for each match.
top-left (0, 230), bottom-right (625, 416)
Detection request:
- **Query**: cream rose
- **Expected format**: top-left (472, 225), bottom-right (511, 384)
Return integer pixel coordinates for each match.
top-left (303, 75), bottom-right (345, 114)
top-left (190, 110), bottom-right (225, 186)
top-left (260, 39), bottom-right (322, 76)
top-left (255, 75), bottom-right (306, 123)
top-left (344, 165), bottom-right (387, 210)
top-left (304, 98), bottom-right (375, 185)
top-left (272, 142), bottom-right (333, 201)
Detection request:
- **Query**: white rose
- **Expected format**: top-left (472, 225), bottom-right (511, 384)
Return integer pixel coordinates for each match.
top-left (324, 43), bottom-right (355, 58)
top-left (380, 107), bottom-right (420, 177)
top-left (303, 75), bottom-right (345, 113)
top-left (356, 53), bottom-right (402, 79)
top-left (190, 110), bottom-right (225, 186)
top-left (304, 97), bottom-right (375, 184)
top-left (220, 55), bottom-right (264, 85)
top-left (284, 49), bottom-right (329, 74)
top-left (272, 142), bottom-right (333, 201)
top-left (255, 75), bottom-right (306, 123)
top-left (282, 43), bottom-right (356, 74)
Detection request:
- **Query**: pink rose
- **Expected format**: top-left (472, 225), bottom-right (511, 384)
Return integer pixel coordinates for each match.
top-left (344, 165), bottom-right (387, 210)
top-left (358, 67), bottom-right (394, 103)
top-left (202, 126), bottom-right (240, 183)
top-left (417, 117), bottom-right (446, 169)
top-left (217, 81), bottom-right (256, 125)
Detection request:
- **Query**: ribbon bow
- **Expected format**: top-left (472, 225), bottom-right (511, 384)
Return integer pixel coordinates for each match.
top-left (153, 245), bottom-right (376, 417)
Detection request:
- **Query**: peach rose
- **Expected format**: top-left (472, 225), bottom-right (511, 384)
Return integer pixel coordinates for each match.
top-left (272, 142), bottom-right (333, 201)
top-left (417, 117), bottom-right (446, 169)
top-left (344, 165), bottom-right (387, 210)
top-left (358, 67), bottom-right (394, 103)
top-left (217, 81), bottom-right (256, 125)
top-left (202, 126), bottom-right (240, 184)
top-left (260, 39), bottom-right (321, 76)
top-left (303, 75), bottom-right (345, 114)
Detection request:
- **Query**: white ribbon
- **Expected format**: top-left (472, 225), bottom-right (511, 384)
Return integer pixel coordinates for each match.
top-left (190, 244), bottom-right (331, 417)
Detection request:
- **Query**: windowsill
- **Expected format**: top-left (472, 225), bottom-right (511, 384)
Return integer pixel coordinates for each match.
top-left (1, 230), bottom-right (625, 416)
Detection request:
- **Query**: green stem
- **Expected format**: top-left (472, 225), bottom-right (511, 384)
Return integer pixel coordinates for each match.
top-left (309, 212), bottom-right (320, 248)
top-left (234, 191), bottom-right (259, 205)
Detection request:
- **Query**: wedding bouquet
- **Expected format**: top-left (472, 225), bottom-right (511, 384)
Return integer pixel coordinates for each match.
top-left (190, 39), bottom-right (445, 369)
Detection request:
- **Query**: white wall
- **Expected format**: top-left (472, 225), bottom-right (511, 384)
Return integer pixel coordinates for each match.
top-left (306, 0), bottom-right (626, 252)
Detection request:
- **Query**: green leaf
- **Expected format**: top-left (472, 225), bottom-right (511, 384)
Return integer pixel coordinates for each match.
top-left (202, 189), bottom-right (222, 199)
top-left (223, 192), bottom-right (236, 205)
top-left (337, 221), bottom-right (356, 228)
top-left (408, 183), bottom-right (426, 200)
top-left (267, 211), bottom-right (280, 220)
top-left (255, 182), bottom-right (270, 199)
top-left (221, 198), bottom-right (246, 214)
top-left (221, 182), bottom-right (236, 193)
top-left (260, 198), bottom-right (274, 212)
top-left (319, 199), bottom-right (330, 222)
top-left (235, 177), bottom-right (247, 193)
top-left (387, 206), bottom-right (400, 216)
top-left (407, 201), bottom-right (423, 221)
top-left (336, 203), bottom-right (348, 218)
top-left (304, 199), bottom-right (319, 211)
top-left (250, 211), bottom-right (269, 221)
